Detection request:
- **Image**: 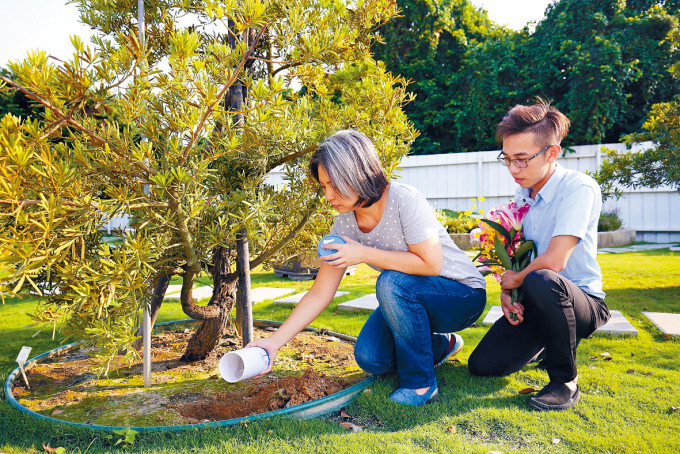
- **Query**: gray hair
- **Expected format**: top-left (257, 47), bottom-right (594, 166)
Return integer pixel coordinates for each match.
top-left (309, 130), bottom-right (389, 208)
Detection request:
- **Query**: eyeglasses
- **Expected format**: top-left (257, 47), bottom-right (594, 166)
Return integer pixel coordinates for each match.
top-left (497, 144), bottom-right (555, 168)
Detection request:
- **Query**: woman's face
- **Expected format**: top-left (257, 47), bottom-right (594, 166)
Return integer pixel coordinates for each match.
top-left (317, 165), bottom-right (359, 213)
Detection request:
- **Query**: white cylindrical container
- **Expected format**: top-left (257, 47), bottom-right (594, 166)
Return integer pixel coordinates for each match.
top-left (219, 347), bottom-right (270, 383)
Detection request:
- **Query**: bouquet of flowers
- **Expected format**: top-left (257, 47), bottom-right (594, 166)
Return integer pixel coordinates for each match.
top-left (470, 201), bottom-right (536, 318)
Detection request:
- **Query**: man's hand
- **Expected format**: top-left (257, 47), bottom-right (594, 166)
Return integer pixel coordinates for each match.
top-left (500, 269), bottom-right (523, 290)
top-left (501, 291), bottom-right (524, 325)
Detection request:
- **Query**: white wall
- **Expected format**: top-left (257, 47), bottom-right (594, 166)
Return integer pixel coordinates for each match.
top-left (394, 142), bottom-right (680, 243)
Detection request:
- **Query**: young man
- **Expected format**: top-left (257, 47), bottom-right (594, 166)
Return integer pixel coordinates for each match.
top-left (468, 100), bottom-right (610, 411)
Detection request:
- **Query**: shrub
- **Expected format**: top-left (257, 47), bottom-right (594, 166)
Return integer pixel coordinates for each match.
top-left (598, 209), bottom-right (623, 232)
top-left (436, 209), bottom-right (478, 234)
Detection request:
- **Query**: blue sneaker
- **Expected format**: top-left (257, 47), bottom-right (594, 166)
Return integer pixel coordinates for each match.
top-left (435, 333), bottom-right (464, 367)
top-left (389, 378), bottom-right (439, 406)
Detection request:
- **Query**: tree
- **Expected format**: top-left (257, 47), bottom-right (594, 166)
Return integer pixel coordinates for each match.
top-left (0, 67), bottom-right (38, 119)
top-left (375, 0), bottom-right (680, 153)
top-left (372, 0), bottom-right (507, 154)
top-left (0, 0), bottom-right (416, 373)
top-left (594, 67), bottom-right (680, 197)
top-left (528, 0), bottom-right (680, 145)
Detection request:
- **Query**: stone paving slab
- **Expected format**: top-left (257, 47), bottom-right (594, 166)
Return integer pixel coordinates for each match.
top-left (165, 284), bottom-right (183, 295)
top-left (161, 286), bottom-right (213, 301)
top-left (274, 290), bottom-right (349, 304)
top-left (642, 312), bottom-right (680, 336)
top-left (165, 286), bottom-right (293, 303)
top-left (598, 310), bottom-right (638, 335)
top-left (337, 294), bottom-right (379, 312)
top-left (481, 305), bottom-right (503, 325)
top-left (481, 306), bottom-right (637, 335)
top-left (251, 287), bottom-right (295, 303)
top-left (598, 243), bottom-right (677, 254)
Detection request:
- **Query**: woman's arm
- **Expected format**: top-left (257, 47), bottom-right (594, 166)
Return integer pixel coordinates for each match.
top-left (247, 262), bottom-right (346, 374)
top-left (321, 235), bottom-right (443, 276)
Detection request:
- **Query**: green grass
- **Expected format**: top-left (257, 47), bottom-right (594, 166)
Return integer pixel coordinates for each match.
top-left (1, 250), bottom-right (679, 453)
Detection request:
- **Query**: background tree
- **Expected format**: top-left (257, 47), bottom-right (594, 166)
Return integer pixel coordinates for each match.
top-left (528, 0), bottom-right (680, 145)
top-left (594, 63), bottom-right (680, 197)
top-left (375, 0), bottom-right (680, 153)
top-left (372, 0), bottom-right (506, 154)
top-left (0, 0), bottom-right (416, 372)
top-left (0, 67), bottom-right (39, 119)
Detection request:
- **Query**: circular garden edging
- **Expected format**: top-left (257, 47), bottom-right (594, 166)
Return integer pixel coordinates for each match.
top-left (4, 319), bottom-right (374, 432)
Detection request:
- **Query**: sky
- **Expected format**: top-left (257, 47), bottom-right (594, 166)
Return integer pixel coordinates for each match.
top-left (0, 0), bottom-right (554, 67)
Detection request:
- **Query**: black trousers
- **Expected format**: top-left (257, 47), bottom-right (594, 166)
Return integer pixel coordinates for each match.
top-left (469, 269), bottom-right (610, 383)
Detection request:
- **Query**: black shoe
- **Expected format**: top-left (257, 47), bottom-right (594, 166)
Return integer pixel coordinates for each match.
top-left (528, 382), bottom-right (580, 411)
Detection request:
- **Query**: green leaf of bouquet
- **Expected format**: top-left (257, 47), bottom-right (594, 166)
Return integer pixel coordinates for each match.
top-left (494, 236), bottom-right (513, 269)
top-left (515, 240), bottom-right (536, 261)
top-left (481, 219), bottom-right (511, 243)
top-left (519, 253), bottom-right (531, 270)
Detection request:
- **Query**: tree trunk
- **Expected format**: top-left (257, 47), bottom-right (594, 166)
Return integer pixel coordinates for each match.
top-left (180, 25), bottom-right (254, 362)
top-left (181, 246), bottom-right (237, 362)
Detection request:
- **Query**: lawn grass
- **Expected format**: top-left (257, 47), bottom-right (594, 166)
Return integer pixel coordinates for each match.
top-left (1, 249), bottom-right (679, 453)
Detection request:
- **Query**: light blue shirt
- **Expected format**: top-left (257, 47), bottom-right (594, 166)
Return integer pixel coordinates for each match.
top-left (514, 164), bottom-right (605, 298)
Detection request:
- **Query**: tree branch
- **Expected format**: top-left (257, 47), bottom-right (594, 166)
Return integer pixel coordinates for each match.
top-left (179, 25), bottom-right (268, 166)
top-left (0, 76), bottom-right (156, 177)
top-left (272, 61), bottom-right (304, 76)
top-left (1, 76), bottom-right (108, 145)
top-left (266, 144), bottom-right (318, 173)
top-left (250, 199), bottom-right (318, 268)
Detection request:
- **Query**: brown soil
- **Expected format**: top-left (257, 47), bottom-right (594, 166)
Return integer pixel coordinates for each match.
top-left (12, 323), bottom-right (367, 426)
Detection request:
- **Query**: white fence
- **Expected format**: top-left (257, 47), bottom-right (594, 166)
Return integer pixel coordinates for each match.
top-left (107, 143), bottom-right (678, 242)
top-left (266, 141), bottom-right (680, 243)
top-left (394, 142), bottom-right (680, 243)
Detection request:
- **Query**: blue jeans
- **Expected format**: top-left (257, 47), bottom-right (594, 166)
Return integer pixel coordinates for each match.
top-left (354, 270), bottom-right (486, 389)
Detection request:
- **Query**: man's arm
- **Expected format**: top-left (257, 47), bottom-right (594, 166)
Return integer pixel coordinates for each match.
top-left (500, 235), bottom-right (579, 290)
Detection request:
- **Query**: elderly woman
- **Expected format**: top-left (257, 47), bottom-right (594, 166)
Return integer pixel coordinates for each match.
top-left (249, 130), bottom-right (486, 406)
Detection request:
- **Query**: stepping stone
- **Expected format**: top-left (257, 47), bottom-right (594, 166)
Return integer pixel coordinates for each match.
top-left (481, 305), bottom-right (503, 324)
top-left (165, 284), bottom-right (183, 295)
top-left (642, 312), bottom-right (680, 337)
top-left (337, 294), bottom-right (379, 312)
top-left (597, 310), bottom-right (637, 336)
top-left (598, 243), bottom-right (677, 254)
top-left (165, 286), bottom-right (293, 303)
top-left (250, 287), bottom-right (295, 303)
top-left (627, 243), bottom-right (676, 251)
top-left (481, 306), bottom-right (637, 335)
top-left (274, 290), bottom-right (349, 304)
top-left (162, 285), bottom-right (213, 301)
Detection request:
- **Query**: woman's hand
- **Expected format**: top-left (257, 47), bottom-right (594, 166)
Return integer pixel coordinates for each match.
top-left (500, 291), bottom-right (524, 325)
top-left (320, 236), bottom-right (366, 268)
top-left (246, 337), bottom-right (283, 377)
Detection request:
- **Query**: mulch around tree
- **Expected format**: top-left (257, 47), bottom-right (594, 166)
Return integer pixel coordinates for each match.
top-left (11, 323), bottom-right (368, 427)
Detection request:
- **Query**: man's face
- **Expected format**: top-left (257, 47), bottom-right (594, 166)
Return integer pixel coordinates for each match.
top-left (500, 132), bottom-right (558, 195)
